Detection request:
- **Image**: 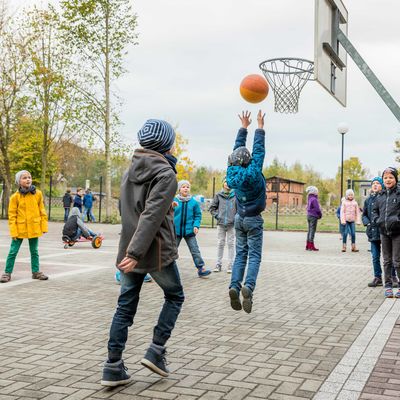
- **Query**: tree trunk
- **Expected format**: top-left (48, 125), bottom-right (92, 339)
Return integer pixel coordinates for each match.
top-left (104, 3), bottom-right (112, 221)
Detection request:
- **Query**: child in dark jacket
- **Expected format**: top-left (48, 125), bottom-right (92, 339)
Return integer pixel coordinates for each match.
top-left (305, 186), bottom-right (322, 251)
top-left (102, 119), bottom-right (184, 386)
top-left (226, 110), bottom-right (266, 314)
top-left (62, 189), bottom-right (73, 222)
top-left (62, 207), bottom-right (96, 241)
top-left (174, 180), bottom-right (211, 278)
top-left (372, 167), bottom-right (400, 298)
top-left (363, 177), bottom-right (396, 288)
top-left (209, 179), bottom-right (236, 273)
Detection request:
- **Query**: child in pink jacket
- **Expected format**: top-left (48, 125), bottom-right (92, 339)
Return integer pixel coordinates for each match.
top-left (340, 189), bottom-right (361, 252)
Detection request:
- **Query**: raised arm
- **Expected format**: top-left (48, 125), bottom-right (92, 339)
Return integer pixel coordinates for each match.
top-left (233, 111), bottom-right (252, 150)
top-left (251, 110), bottom-right (266, 169)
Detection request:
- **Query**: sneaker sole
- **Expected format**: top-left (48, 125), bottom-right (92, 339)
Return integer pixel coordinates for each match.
top-left (140, 358), bottom-right (169, 377)
top-left (228, 288), bottom-right (242, 311)
top-left (241, 286), bottom-right (252, 314)
top-left (100, 377), bottom-right (131, 387)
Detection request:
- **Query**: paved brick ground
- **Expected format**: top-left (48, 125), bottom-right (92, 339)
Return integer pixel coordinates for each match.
top-left (360, 318), bottom-right (400, 400)
top-left (0, 221), bottom-right (390, 399)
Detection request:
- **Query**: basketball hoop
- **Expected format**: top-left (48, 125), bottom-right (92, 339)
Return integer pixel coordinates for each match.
top-left (259, 58), bottom-right (314, 113)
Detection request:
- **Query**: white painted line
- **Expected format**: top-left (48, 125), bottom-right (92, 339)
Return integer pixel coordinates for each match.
top-left (313, 299), bottom-right (400, 399)
top-left (178, 256), bottom-right (368, 268)
top-left (0, 265), bottom-right (110, 289)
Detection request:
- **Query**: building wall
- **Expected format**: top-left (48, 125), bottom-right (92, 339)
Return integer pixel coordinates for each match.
top-left (266, 192), bottom-right (303, 207)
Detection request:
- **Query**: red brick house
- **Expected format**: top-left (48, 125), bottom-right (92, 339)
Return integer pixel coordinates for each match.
top-left (266, 176), bottom-right (305, 207)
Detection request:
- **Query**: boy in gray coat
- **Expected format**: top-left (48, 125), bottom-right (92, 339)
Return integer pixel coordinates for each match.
top-left (101, 119), bottom-right (185, 386)
top-left (209, 179), bottom-right (236, 273)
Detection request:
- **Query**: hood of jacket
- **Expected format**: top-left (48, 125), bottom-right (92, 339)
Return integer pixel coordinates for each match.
top-left (69, 207), bottom-right (81, 218)
top-left (129, 148), bottom-right (172, 185)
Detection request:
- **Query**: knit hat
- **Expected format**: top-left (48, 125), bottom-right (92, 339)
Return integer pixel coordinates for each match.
top-left (178, 180), bottom-right (190, 192)
top-left (15, 170), bottom-right (30, 185)
top-left (228, 146), bottom-right (251, 167)
top-left (137, 119), bottom-right (175, 154)
top-left (382, 167), bottom-right (398, 183)
top-left (371, 176), bottom-right (384, 187)
top-left (306, 186), bottom-right (318, 195)
top-left (345, 189), bottom-right (354, 199)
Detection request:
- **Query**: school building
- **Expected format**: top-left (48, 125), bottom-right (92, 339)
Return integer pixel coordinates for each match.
top-left (266, 176), bottom-right (305, 207)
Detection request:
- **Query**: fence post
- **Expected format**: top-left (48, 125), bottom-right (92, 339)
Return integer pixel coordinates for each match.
top-left (48, 175), bottom-right (53, 220)
top-left (275, 193), bottom-right (279, 230)
top-left (211, 177), bottom-right (216, 228)
top-left (99, 176), bottom-right (103, 223)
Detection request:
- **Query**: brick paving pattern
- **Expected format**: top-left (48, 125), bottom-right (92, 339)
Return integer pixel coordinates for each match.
top-left (0, 221), bottom-right (393, 399)
top-left (360, 317), bottom-right (400, 400)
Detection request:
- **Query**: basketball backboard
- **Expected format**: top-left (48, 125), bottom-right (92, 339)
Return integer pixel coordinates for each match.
top-left (314, 0), bottom-right (348, 106)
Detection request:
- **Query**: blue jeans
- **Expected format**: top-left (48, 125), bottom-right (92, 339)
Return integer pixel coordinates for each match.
top-left (343, 222), bottom-right (356, 244)
top-left (107, 261), bottom-right (184, 360)
top-left (230, 214), bottom-right (264, 293)
top-left (83, 207), bottom-right (96, 222)
top-left (64, 208), bottom-right (70, 222)
top-left (370, 241), bottom-right (382, 278)
top-left (177, 235), bottom-right (204, 268)
top-left (71, 227), bottom-right (96, 241)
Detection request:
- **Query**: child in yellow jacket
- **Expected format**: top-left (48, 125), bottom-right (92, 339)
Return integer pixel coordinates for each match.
top-left (0, 170), bottom-right (48, 283)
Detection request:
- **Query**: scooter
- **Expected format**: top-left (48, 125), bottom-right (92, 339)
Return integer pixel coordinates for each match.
top-left (62, 234), bottom-right (104, 249)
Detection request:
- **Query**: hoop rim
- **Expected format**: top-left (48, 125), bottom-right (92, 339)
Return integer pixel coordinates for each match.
top-left (259, 57), bottom-right (314, 75)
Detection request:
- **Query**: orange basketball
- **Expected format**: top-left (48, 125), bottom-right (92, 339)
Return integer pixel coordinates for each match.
top-left (239, 74), bottom-right (269, 104)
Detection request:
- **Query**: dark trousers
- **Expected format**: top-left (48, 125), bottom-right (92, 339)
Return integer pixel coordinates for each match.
top-left (381, 234), bottom-right (400, 288)
top-left (307, 216), bottom-right (318, 242)
top-left (107, 261), bottom-right (185, 360)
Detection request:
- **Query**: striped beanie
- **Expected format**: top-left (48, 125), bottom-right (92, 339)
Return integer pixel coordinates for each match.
top-left (137, 119), bottom-right (175, 154)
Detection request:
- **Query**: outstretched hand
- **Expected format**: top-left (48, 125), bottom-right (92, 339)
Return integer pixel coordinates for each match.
top-left (238, 111), bottom-right (252, 129)
top-left (257, 110), bottom-right (266, 129)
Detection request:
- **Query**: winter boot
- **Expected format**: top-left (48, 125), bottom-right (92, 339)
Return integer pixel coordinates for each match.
top-left (341, 244), bottom-right (346, 252)
top-left (305, 241), bottom-right (312, 251)
top-left (310, 242), bottom-right (319, 251)
top-left (351, 244), bottom-right (359, 252)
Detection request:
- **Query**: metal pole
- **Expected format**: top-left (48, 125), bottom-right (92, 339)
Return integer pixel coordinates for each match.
top-left (99, 176), bottom-right (103, 223)
top-left (275, 193), bottom-right (279, 231)
top-left (337, 29), bottom-right (400, 123)
top-left (48, 175), bottom-right (53, 220)
top-left (211, 177), bottom-right (216, 228)
top-left (340, 133), bottom-right (344, 200)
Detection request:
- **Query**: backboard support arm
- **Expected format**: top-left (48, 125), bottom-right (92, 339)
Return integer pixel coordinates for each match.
top-left (336, 29), bottom-right (400, 122)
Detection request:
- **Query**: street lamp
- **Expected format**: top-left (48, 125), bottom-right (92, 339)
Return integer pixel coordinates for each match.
top-left (337, 122), bottom-right (349, 200)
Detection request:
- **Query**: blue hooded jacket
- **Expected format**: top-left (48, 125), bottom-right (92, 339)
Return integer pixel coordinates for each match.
top-left (226, 128), bottom-right (266, 217)
top-left (174, 196), bottom-right (202, 237)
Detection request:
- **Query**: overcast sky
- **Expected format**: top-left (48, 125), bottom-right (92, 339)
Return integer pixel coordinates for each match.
top-left (11, 0), bottom-right (400, 178)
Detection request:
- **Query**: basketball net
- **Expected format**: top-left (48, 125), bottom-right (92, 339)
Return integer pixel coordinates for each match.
top-left (259, 58), bottom-right (314, 113)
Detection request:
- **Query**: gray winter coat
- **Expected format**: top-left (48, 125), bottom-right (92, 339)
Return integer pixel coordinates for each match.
top-left (209, 190), bottom-right (236, 226)
top-left (117, 149), bottom-right (178, 273)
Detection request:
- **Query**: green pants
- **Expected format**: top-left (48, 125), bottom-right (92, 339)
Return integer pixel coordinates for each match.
top-left (5, 238), bottom-right (39, 274)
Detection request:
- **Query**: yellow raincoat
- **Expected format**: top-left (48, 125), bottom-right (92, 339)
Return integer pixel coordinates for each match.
top-left (8, 189), bottom-right (48, 239)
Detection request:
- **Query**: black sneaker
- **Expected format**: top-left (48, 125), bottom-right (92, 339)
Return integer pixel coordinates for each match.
top-left (228, 288), bottom-right (242, 311)
top-left (241, 286), bottom-right (253, 314)
top-left (101, 359), bottom-right (131, 387)
top-left (368, 277), bottom-right (383, 287)
top-left (141, 346), bottom-right (169, 377)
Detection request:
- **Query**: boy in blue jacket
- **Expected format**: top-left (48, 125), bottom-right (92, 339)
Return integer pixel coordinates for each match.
top-left (226, 110), bottom-right (266, 313)
top-left (174, 180), bottom-right (211, 278)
